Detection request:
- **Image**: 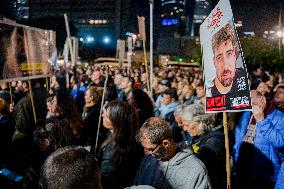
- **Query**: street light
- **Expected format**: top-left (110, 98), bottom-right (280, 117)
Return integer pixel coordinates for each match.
top-left (103, 36), bottom-right (111, 44)
top-left (86, 36), bottom-right (94, 43)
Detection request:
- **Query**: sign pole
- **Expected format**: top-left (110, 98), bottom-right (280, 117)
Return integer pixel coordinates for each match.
top-left (94, 76), bottom-right (108, 156)
top-left (143, 40), bottom-right (150, 92)
top-left (28, 80), bottom-right (37, 124)
top-left (8, 82), bottom-right (13, 106)
top-left (45, 77), bottom-right (49, 91)
top-left (150, 0), bottom-right (154, 98)
top-left (223, 112), bottom-right (231, 189)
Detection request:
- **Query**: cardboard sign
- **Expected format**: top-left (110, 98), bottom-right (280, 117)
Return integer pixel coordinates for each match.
top-left (200, 0), bottom-right (251, 112)
top-left (0, 20), bottom-right (55, 82)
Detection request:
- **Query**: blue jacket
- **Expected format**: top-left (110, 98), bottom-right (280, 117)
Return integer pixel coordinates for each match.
top-left (233, 109), bottom-right (284, 189)
top-left (154, 101), bottom-right (181, 119)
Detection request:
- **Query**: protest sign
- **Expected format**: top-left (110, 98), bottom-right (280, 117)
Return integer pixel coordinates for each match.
top-left (200, 0), bottom-right (251, 112)
top-left (0, 20), bottom-right (55, 82)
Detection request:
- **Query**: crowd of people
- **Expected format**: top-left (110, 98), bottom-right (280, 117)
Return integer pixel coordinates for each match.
top-left (0, 63), bottom-right (283, 189)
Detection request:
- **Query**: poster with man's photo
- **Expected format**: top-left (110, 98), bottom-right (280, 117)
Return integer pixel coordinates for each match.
top-left (0, 20), bottom-right (55, 82)
top-left (200, 0), bottom-right (251, 112)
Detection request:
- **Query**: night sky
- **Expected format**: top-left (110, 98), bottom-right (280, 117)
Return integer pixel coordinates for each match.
top-left (231, 0), bottom-right (283, 34)
top-left (0, 0), bottom-right (283, 34)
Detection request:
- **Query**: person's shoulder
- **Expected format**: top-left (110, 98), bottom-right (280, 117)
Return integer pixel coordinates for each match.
top-left (137, 156), bottom-right (159, 172)
top-left (270, 108), bottom-right (284, 120)
top-left (176, 148), bottom-right (207, 170)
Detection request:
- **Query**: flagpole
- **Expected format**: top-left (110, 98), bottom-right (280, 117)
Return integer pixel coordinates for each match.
top-left (150, 0), bottom-right (154, 98)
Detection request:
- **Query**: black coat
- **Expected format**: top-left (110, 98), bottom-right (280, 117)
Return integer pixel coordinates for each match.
top-left (192, 130), bottom-right (226, 189)
top-left (99, 139), bottom-right (144, 189)
top-left (0, 114), bottom-right (14, 166)
top-left (81, 104), bottom-right (107, 146)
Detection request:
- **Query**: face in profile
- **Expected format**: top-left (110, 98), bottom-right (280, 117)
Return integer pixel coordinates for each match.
top-left (102, 108), bottom-right (113, 131)
top-left (214, 39), bottom-right (236, 87)
top-left (140, 134), bottom-right (168, 160)
top-left (182, 119), bottom-right (202, 137)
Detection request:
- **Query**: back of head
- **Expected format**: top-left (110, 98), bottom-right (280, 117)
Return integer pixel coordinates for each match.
top-left (105, 100), bottom-right (138, 144)
top-left (131, 89), bottom-right (154, 116)
top-left (0, 82), bottom-right (8, 90)
top-left (40, 146), bottom-right (102, 189)
top-left (173, 104), bottom-right (185, 117)
top-left (0, 98), bottom-right (9, 115)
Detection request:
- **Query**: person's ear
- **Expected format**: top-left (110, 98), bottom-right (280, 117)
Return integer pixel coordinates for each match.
top-left (22, 82), bottom-right (27, 89)
top-left (162, 139), bottom-right (171, 148)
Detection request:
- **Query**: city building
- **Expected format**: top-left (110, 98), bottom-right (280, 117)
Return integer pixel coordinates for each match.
top-left (157, 0), bottom-right (216, 55)
top-left (157, 0), bottom-right (187, 54)
top-left (19, 0), bottom-right (138, 57)
top-left (188, 0), bottom-right (216, 37)
top-left (14, 0), bottom-right (29, 21)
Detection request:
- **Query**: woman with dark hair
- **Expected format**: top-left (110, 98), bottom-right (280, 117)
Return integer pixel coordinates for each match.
top-left (46, 90), bottom-right (83, 144)
top-left (105, 76), bottom-right (118, 103)
top-left (99, 100), bottom-right (143, 189)
top-left (127, 89), bottom-right (154, 126)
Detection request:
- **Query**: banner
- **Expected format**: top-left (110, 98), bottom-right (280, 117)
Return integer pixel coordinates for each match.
top-left (200, 0), bottom-right (251, 112)
top-left (117, 39), bottom-right (125, 67)
top-left (0, 20), bottom-right (55, 82)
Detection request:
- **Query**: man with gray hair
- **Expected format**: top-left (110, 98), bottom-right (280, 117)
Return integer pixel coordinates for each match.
top-left (135, 117), bottom-right (212, 189)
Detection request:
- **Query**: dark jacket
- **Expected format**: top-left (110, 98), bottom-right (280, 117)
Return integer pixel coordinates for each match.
top-left (192, 130), bottom-right (226, 189)
top-left (12, 91), bottom-right (35, 143)
top-left (0, 114), bottom-right (15, 166)
top-left (99, 138), bottom-right (143, 189)
top-left (81, 103), bottom-right (107, 146)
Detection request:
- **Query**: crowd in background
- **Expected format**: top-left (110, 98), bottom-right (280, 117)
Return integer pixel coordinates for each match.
top-left (0, 63), bottom-right (283, 189)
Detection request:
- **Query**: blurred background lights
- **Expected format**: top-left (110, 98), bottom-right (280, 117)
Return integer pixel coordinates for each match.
top-left (86, 36), bottom-right (94, 43)
top-left (103, 36), bottom-right (111, 44)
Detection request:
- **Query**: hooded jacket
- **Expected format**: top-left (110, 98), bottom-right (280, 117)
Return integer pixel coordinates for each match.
top-left (135, 147), bottom-right (212, 189)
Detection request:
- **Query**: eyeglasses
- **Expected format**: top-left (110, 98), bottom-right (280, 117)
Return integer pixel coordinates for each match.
top-left (144, 142), bottom-right (161, 155)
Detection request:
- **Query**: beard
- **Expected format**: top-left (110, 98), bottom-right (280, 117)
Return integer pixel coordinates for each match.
top-left (220, 70), bottom-right (234, 87)
top-left (221, 77), bottom-right (233, 87)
